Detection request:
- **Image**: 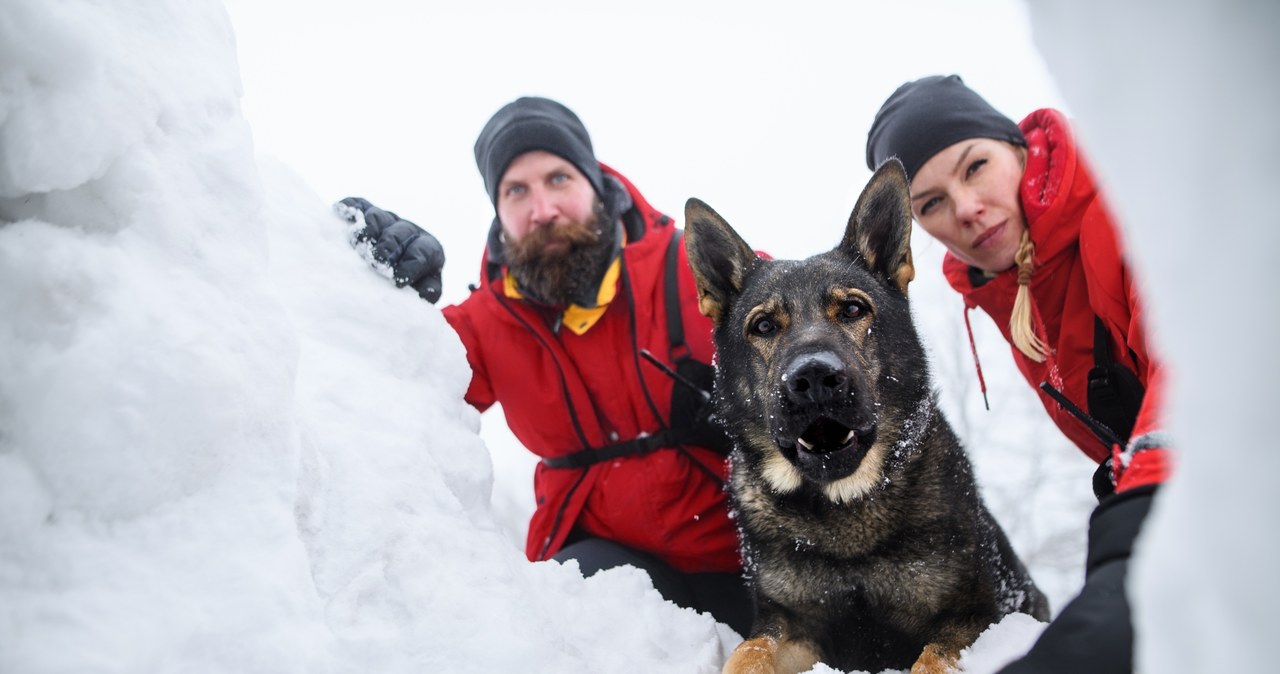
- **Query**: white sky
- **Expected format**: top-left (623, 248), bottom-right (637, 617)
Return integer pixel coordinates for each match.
top-left (223, 0), bottom-right (1068, 306)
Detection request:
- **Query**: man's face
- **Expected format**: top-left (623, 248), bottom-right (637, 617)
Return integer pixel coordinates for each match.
top-left (496, 150), bottom-right (599, 249)
top-left (497, 150), bottom-right (610, 305)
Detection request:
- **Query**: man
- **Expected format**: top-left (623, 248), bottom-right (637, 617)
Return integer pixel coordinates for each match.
top-left (340, 97), bottom-right (750, 634)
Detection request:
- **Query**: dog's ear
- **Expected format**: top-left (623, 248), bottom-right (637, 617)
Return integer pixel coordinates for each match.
top-left (684, 198), bottom-right (758, 325)
top-left (841, 159), bottom-right (915, 294)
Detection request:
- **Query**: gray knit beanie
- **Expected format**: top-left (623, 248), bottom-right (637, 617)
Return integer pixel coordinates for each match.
top-left (865, 75), bottom-right (1025, 182)
top-left (474, 96), bottom-right (605, 205)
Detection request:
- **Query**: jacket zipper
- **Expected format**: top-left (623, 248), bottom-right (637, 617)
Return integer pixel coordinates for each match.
top-left (491, 285), bottom-right (602, 561)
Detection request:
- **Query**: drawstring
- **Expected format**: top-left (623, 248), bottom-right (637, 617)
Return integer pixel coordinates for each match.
top-left (963, 306), bottom-right (990, 411)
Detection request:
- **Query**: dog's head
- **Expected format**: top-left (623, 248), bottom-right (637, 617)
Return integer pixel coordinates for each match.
top-left (685, 160), bottom-right (931, 503)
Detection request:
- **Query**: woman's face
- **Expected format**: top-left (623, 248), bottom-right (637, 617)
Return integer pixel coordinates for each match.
top-left (909, 138), bottom-right (1027, 273)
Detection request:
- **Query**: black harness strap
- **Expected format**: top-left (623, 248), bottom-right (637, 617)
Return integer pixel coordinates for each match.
top-left (1039, 381), bottom-right (1123, 449)
top-left (539, 236), bottom-right (682, 471)
top-left (541, 230), bottom-right (728, 471)
top-left (664, 230), bottom-right (691, 361)
top-left (1040, 317), bottom-right (1147, 450)
top-left (1087, 316), bottom-right (1145, 445)
top-left (660, 232), bottom-right (732, 459)
top-left (541, 430), bottom-right (672, 469)
top-left (1041, 316), bottom-right (1148, 500)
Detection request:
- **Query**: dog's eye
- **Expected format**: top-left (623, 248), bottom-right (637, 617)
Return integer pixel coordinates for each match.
top-left (750, 316), bottom-right (777, 336)
top-left (839, 301), bottom-right (865, 320)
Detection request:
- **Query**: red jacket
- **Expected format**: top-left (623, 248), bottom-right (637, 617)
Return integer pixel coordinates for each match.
top-left (943, 109), bottom-right (1170, 493)
top-left (442, 166), bottom-right (741, 573)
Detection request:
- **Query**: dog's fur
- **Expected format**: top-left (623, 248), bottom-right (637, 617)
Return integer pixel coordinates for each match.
top-left (684, 161), bottom-right (1049, 674)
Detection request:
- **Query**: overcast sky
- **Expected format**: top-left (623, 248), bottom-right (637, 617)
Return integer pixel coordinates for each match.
top-left (224, 0), bottom-right (1067, 305)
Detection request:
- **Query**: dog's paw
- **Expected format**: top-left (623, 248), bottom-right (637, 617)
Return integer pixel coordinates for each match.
top-left (722, 635), bottom-right (820, 674)
top-left (910, 643), bottom-right (960, 674)
top-left (722, 636), bottom-right (777, 674)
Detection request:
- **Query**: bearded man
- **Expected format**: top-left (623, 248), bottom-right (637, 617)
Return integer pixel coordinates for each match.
top-left (340, 97), bottom-right (749, 634)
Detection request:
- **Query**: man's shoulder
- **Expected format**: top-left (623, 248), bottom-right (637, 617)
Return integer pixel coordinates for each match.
top-left (443, 280), bottom-right (503, 321)
top-left (621, 216), bottom-right (677, 272)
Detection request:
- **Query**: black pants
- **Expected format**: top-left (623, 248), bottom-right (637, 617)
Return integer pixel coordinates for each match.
top-left (553, 536), bottom-right (753, 636)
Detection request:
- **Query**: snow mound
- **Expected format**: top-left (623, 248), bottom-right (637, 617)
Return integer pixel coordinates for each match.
top-left (0, 2), bottom-right (732, 671)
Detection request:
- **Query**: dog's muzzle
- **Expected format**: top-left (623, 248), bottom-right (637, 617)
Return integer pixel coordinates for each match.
top-left (775, 352), bottom-right (876, 483)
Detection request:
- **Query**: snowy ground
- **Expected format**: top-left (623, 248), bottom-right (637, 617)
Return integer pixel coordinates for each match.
top-left (1, 0), bottom-right (1275, 672)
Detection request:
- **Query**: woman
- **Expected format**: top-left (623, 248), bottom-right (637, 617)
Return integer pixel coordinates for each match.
top-left (866, 75), bottom-right (1170, 673)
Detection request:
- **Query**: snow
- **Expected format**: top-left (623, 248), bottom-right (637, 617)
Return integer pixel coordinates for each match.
top-left (1026, 2), bottom-right (1280, 672)
top-left (1, 0), bottom-right (1271, 671)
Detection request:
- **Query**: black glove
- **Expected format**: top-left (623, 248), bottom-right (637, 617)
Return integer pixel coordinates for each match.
top-left (996, 484), bottom-right (1158, 674)
top-left (667, 357), bottom-right (733, 456)
top-left (338, 197), bottom-right (445, 304)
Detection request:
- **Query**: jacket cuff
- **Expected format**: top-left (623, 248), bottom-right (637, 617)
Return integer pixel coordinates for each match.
top-left (1113, 433), bottom-right (1173, 492)
top-left (1086, 484), bottom-right (1157, 574)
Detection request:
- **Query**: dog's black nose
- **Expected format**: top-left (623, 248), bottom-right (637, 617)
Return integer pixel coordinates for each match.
top-left (783, 352), bottom-right (848, 404)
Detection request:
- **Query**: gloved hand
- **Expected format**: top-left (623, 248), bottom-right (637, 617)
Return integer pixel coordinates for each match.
top-left (336, 197), bottom-right (445, 304)
top-left (996, 484), bottom-right (1158, 674)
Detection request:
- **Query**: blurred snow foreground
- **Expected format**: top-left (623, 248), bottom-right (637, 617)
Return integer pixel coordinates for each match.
top-left (1027, 2), bottom-right (1280, 673)
top-left (2, 0), bottom-right (1274, 672)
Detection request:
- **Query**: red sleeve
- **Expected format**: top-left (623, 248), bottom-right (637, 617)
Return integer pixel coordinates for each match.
top-left (442, 302), bottom-right (494, 413)
top-left (1113, 301), bottom-right (1173, 492)
top-left (1111, 203), bottom-right (1173, 492)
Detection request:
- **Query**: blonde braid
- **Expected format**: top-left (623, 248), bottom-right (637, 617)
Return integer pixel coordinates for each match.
top-left (1010, 228), bottom-right (1048, 362)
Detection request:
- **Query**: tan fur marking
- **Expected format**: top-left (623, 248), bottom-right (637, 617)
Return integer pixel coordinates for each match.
top-left (744, 297), bottom-right (788, 339)
top-left (745, 296), bottom-right (788, 371)
top-left (697, 291), bottom-right (723, 323)
top-left (821, 442), bottom-right (886, 504)
top-left (858, 227), bottom-right (915, 295)
top-left (722, 636), bottom-right (777, 674)
top-left (828, 287), bottom-right (875, 307)
top-left (722, 636), bottom-right (821, 674)
top-left (825, 287), bottom-right (876, 324)
top-left (774, 639), bottom-right (821, 674)
top-left (895, 246), bottom-right (916, 293)
top-left (761, 451), bottom-right (804, 494)
top-left (856, 230), bottom-right (881, 272)
top-left (910, 642), bottom-right (960, 674)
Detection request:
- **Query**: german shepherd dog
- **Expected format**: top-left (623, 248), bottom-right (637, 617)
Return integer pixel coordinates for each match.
top-left (684, 160), bottom-right (1049, 674)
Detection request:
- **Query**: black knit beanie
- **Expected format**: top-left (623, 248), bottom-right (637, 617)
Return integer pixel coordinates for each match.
top-left (474, 96), bottom-right (605, 206)
top-left (865, 75), bottom-right (1025, 182)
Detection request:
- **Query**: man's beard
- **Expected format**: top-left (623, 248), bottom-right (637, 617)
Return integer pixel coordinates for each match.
top-left (505, 199), bottom-right (617, 307)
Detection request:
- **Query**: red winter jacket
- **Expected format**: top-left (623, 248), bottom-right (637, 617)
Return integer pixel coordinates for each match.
top-left (442, 165), bottom-right (741, 573)
top-left (943, 109), bottom-right (1171, 493)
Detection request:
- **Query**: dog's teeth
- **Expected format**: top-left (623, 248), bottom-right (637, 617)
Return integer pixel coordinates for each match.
top-left (796, 437), bottom-right (814, 451)
top-left (843, 430), bottom-right (856, 444)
